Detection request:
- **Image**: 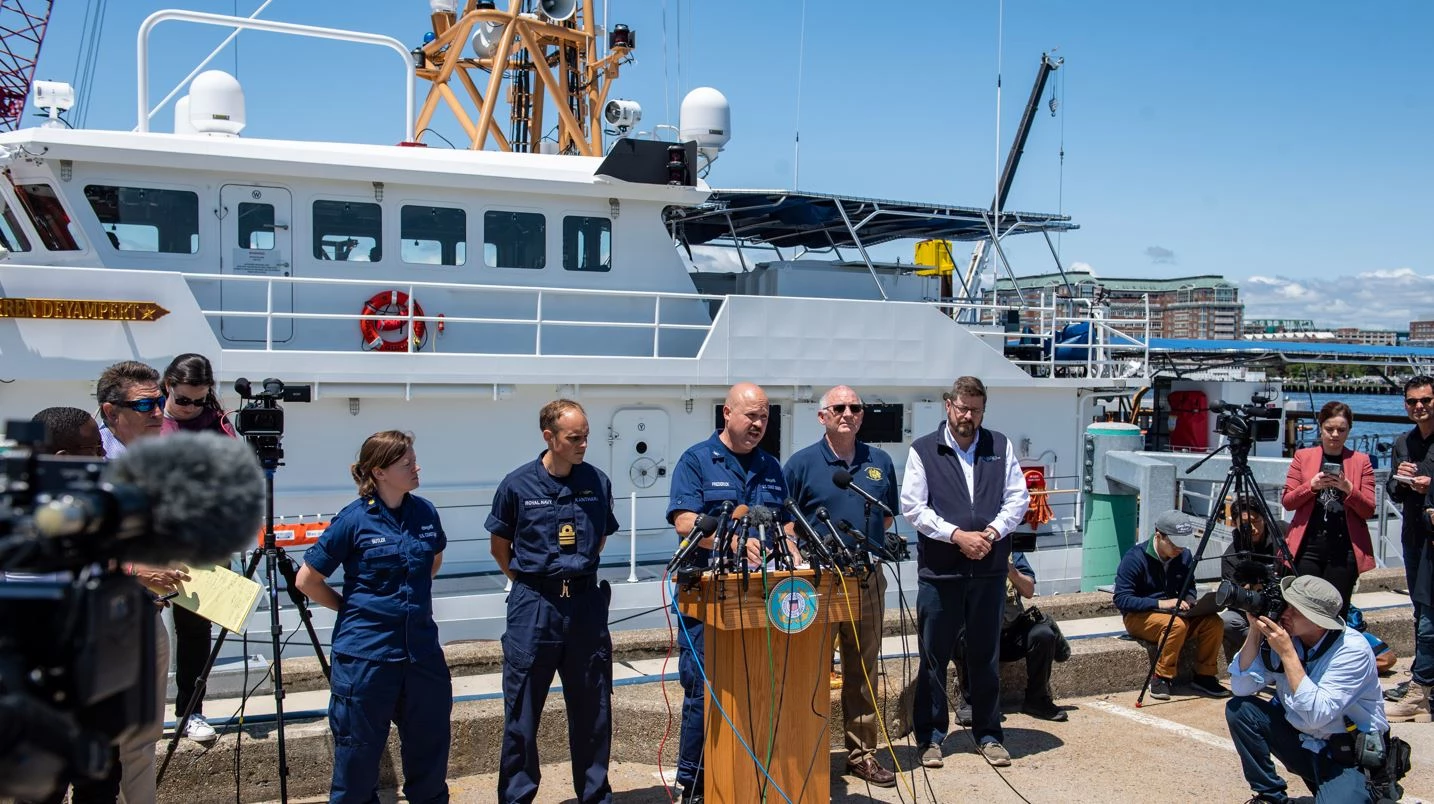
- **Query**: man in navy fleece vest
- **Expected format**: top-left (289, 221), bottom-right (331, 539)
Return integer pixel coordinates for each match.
top-left (900, 376), bottom-right (1029, 769)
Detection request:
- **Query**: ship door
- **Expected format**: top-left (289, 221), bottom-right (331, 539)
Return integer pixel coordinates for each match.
top-left (610, 408), bottom-right (671, 501)
top-left (219, 185), bottom-right (293, 343)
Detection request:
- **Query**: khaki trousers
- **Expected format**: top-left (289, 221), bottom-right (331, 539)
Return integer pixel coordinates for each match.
top-left (837, 568), bottom-right (888, 763)
top-left (1123, 609), bottom-right (1223, 679)
top-left (119, 607), bottom-right (169, 803)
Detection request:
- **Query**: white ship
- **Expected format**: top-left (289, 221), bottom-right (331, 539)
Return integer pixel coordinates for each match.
top-left (0, 4), bottom-right (1186, 645)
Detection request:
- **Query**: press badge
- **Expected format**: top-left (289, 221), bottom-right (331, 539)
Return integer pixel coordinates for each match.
top-left (558, 522), bottom-right (577, 548)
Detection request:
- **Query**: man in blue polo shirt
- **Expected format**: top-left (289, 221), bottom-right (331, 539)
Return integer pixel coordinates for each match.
top-left (784, 384), bottom-right (899, 788)
top-left (487, 399), bottom-right (619, 804)
top-left (666, 382), bottom-right (790, 804)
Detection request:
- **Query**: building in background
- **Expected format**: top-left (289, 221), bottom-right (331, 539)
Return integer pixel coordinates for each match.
top-left (1334, 327), bottom-right (1399, 346)
top-left (1410, 320), bottom-right (1434, 347)
top-left (988, 270), bottom-right (1243, 341)
top-left (1244, 318), bottom-right (1318, 337)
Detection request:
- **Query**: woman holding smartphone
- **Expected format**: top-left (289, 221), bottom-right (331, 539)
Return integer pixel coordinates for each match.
top-left (1281, 399), bottom-right (1376, 615)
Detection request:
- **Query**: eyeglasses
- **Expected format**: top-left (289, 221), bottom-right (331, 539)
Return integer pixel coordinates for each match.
top-left (115, 396), bottom-right (166, 414)
top-left (170, 393), bottom-right (209, 408)
top-left (1407, 397), bottom-right (1434, 407)
top-left (825, 404), bottom-right (864, 415)
top-left (948, 403), bottom-right (984, 416)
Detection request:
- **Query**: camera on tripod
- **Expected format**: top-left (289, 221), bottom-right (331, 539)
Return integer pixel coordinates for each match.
top-left (1216, 563), bottom-right (1287, 621)
top-left (234, 378), bottom-right (311, 467)
top-left (1209, 395), bottom-right (1281, 445)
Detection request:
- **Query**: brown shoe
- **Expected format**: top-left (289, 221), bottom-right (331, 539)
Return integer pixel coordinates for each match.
top-left (978, 740), bottom-right (1012, 767)
top-left (1386, 683), bottom-right (1432, 723)
top-left (846, 756), bottom-right (897, 788)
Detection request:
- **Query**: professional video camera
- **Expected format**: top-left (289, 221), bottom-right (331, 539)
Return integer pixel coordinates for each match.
top-left (1209, 394), bottom-right (1281, 445)
top-left (233, 377), bottom-right (311, 468)
top-left (0, 421), bottom-right (263, 799)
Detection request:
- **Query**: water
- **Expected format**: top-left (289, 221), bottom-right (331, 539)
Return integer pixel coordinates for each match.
top-left (1287, 391), bottom-right (1412, 466)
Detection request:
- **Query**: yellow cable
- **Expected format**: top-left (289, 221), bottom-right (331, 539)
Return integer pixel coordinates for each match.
top-left (836, 567), bottom-right (916, 799)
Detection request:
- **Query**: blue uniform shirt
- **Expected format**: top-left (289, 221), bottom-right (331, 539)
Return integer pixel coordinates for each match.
top-left (305, 494), bottom-right (447, 662)
top-left (667, 430), bottom-right (789, 563)
top-left (485, 453), bottom-right (619, 579)
top-left (784, 438), bottom-right (898, 552)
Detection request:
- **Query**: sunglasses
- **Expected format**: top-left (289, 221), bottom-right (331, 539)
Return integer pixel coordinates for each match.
top-left (171, 393), bottom-right (210, 408)
top-left (1406, 397), bottom-right (1434, 407)
top-left (115, 396), bottom-right (166, 414)
top-left (825, 404), bottom-right (864, 415)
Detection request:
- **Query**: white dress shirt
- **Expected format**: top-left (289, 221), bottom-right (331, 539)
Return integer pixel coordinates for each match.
top-left (900, 424), bottom-right (1030, 543)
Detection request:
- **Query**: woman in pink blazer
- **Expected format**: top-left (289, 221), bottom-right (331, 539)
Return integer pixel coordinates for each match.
top-left (1281, 400), bottom-right (1376, 615)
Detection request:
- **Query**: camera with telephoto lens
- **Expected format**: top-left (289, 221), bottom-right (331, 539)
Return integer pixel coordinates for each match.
top-left (0, 420), bottom-right (157, 800)
top-left (1216, 562), bottom-right (1286, 620)
top-left (1209, 394), bottom-right (1281, 444)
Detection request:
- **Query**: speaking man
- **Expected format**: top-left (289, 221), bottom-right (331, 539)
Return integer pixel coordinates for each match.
top-left (783, 385), bottom-right (898, 787)
top-left (901, 376), bottom-right (1029, 769)
top-left (665, 382), bottom-right (789, 804)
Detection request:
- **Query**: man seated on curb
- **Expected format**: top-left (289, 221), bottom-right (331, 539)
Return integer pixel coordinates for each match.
top-left (1113, 510), bottom-right (1230, 699)
top-left (1226, 575), bottom-right (1389, 803)
top-left (954, 552), bottom-right (1071, 724)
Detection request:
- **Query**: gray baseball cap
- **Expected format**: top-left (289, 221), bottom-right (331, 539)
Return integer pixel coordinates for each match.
top-left (1279, 575), bottom-right (1345, 631)
top-left (1153, 510), bottom-right (1196, 550)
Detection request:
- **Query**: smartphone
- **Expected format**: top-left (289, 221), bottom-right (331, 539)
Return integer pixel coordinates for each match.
top-left (1393, 474), bottom-right (1416, 485)
top-left (1321, 460), bottom-right (1343, 478)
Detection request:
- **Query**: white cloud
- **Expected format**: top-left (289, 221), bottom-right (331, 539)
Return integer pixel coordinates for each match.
top-left (1240, 268), bottom-right (1434, 329)
top-left (687, 246), bottom-right (747, 273)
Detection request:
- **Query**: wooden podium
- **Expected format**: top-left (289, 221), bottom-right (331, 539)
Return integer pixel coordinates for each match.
top-left (677, 567), bottom-right (861, 804)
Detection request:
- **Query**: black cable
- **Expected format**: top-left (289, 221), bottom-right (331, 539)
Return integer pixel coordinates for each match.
top-left (415, 127), bottom-right (458, 149)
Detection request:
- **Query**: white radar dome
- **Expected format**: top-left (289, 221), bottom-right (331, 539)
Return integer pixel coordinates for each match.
top-left (173, 95), bottom-right (198, 135)
top-left (188, 70), bottom-right (246, 136)
top-left (679, 87), bottom-right (730, 159)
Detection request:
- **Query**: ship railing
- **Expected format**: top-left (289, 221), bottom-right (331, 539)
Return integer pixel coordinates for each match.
top-left (944, 291), bottom-right (1152, 379)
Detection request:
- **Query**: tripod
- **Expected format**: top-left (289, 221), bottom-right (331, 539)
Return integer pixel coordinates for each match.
top-left (157, 457), bottom-right (330, 804)
top-left (1134, 436), bottom-right (1294, 706)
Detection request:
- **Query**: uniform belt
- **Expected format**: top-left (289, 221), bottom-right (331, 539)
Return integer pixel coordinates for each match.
top-left (515, 573), bottom-right (597, 598)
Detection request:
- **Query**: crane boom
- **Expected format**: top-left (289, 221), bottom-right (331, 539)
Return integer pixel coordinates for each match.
top-left (0, 0), bottom-right (55, 131)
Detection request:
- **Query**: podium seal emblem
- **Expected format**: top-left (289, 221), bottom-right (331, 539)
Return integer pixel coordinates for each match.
top-left (767, 577), bottom-right (819, 633)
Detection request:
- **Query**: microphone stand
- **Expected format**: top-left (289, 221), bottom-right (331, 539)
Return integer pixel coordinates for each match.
top-left (157, 443), bottom-right (329, 804)
top-left (814, 507), bottom-right (858, 573)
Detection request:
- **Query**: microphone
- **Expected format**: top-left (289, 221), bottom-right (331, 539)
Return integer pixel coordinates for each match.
top-left (813, 506), bottom-right (858, 569)
top-left (831, 469), bottom-right (894, 517)
top-left (30, 432), bottom-right (264, 568)
top-left (719, 503), bottom-right (748, 573)
top-left (784, 498), bottom-right (837, 570)
top-left (667, 512), bottom-right (720, 574)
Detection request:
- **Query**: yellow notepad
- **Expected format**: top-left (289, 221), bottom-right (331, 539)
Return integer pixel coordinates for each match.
top-left (172, 563), bottom-right (263, 634)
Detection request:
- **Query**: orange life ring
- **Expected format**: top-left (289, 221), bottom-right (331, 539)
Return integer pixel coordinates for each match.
top-left (360, 290), bottom-right (426, 352)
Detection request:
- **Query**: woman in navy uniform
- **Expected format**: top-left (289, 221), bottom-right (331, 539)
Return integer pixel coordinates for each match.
top-left (487, 399), bottom-right (619, 804)
top-left (295, 431), bottom-right (451, 804)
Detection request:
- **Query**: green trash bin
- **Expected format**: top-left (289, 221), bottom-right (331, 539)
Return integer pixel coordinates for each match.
top-left (1081, 422), bottom-right (1142, 591)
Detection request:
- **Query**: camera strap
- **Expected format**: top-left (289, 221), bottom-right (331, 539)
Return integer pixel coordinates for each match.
top-left (1261, 628), bottom-right (1339, 674)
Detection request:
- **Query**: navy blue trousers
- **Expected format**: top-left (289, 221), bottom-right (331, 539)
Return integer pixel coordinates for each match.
top-left (327, 651), bottom-right (452, 804)
top-left (498, 581), bottom-right (612, 804)
top-left (1225, 695), bottom-right (1371, 803)
top-left (675, 614), bottom-right (705, 795)
top-left (914, 576), bottom-right (1006, 746)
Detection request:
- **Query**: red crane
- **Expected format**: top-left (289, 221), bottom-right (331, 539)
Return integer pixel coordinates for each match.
top-left (0, 0), bottom-right (55, 131)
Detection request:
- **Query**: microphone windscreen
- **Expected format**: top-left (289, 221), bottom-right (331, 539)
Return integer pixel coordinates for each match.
top-left (730, 504), bottom-right (749, 520)
top-left (103, 432), bottom-right (265, 566)
top-left (832, 469), bottom-right (853, 489)
top-left (695, 514), bottom-right (719, 535)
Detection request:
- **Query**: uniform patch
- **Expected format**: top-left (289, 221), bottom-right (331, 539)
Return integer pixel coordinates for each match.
top-left (558, 522), bottom-right (576, 547)
top-left (866, 467), bottom-right (883, 481)
top-left (767, 577), bottom-right (819, 634)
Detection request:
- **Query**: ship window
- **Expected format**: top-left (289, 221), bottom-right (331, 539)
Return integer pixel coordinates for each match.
top-left (484, 210), bottom-right (545, 269)
top-left (84, 185), bottom-right (199, 254)
top-left (15, 183), bottom-right (80, 251)
top-left (856, 404), bottom-right (905, 443)
top-left (401, 204), bottom-right (466, 266)
top-left (562, 216), bottom-right (611, 272)
top-left (313, 199), bottom-right (381, 262)
top-left (0, 200), bottom-right (31, 252)
top-left (239, 202), bottom-right (275, 250)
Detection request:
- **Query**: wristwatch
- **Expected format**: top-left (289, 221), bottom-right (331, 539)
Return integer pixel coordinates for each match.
top-left (983, 527), bottom-right (999, 543)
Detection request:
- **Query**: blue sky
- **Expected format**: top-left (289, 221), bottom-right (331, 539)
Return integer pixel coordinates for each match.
top-left (26, 1), bottom-right (1434, 329)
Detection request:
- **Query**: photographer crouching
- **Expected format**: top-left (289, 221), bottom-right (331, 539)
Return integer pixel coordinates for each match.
top-left (1225, 574), bottom-right (1400, 803)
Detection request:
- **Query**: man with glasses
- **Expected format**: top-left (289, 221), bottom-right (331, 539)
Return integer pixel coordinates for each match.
top-left (901, 376), bottom-right (1029, 769)
top-left (92, 360), bottom-right (184, 804)
top-left (1385, 376), bottom-right (1434, 720)
top-left (96, 360), bottom-right (167, 457)
top-left (784, 386), bottom-right (899, 788)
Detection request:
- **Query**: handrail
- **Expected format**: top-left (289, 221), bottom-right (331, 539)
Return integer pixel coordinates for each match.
top-left (136, 10), bottom-right (416, 142)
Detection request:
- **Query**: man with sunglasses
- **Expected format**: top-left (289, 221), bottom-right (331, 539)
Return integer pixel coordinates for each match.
top-left (1384, 375), bottom-right (1434, 720)
top-left (92, 360), bottom-right (184, 804)
top-left (784, 386), bottom-right (899, 788)
top-left (901, 376), bottom-right (1029, 769)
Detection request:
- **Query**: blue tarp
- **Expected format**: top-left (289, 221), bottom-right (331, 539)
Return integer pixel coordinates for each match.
top-left (1149, 338), bottom-right (1434, 360)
